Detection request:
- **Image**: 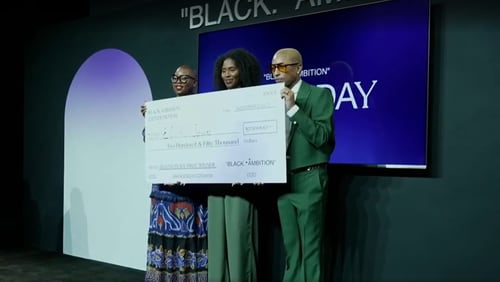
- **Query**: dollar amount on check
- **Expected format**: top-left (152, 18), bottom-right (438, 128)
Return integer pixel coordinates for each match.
top-left (144, 84), bottom-right (287, 184)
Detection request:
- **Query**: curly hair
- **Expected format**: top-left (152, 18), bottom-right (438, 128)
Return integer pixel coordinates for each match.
top-left (213, 48), bottom-right (263, 90)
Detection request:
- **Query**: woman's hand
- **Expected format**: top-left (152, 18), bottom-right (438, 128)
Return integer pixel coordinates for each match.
top-left (163, 181), bottom-right (185, 186)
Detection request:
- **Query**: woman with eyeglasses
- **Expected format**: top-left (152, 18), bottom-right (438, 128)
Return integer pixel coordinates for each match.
top-left (170, 65), bottom-right (198, 96)
top-left (142, 65), bottom-right (209, 282)
top-left (208, 48), bottom-right (263, 282)
top-left (140, 65), bottom-right (198, 116)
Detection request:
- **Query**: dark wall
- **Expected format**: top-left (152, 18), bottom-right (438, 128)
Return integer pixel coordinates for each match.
top-left (22, 0), bottom-right (500, 281)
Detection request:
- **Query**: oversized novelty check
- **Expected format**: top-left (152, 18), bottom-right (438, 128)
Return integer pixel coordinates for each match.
top-left (144, 83), bottom-right (287, 184)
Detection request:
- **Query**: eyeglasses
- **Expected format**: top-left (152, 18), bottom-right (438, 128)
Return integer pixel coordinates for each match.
top-left (171, 74), bottom-right (196, 83)
top-left (269, 63), bottom-right (299, 73)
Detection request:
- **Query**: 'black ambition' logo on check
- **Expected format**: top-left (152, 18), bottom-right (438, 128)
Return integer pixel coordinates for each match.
top-left (226, 158), bottom-right (276, 167)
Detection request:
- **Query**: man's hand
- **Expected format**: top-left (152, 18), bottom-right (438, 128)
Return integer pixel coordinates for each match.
top-left (280, 87), bottom-right (296, 111)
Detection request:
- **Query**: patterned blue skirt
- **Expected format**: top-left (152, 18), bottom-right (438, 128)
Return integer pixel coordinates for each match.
top-left (145, 184), bottom-right (208, 282)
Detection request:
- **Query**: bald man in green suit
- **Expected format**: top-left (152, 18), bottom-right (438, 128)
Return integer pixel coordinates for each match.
top-left (270, 48), bottom-right (335, 282)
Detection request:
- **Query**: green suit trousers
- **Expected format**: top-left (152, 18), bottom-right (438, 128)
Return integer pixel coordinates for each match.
top-left (278, 167), bottom-right (328, 282)
top-left (208, 195), bottom-right (259, 282)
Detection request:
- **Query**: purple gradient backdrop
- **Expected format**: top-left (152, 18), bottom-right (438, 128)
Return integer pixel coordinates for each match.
top-left (64, 48), bottom-right (152, 269)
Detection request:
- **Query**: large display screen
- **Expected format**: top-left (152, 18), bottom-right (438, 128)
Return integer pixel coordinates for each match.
top-left (198, 0), bottom-right (430, 169)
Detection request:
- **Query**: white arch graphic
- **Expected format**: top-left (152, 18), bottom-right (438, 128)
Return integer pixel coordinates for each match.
top-left (63, 48), bottom-right (151, 270)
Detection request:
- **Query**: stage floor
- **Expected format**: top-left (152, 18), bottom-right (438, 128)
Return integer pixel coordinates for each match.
top-left (0, 248), bottom-right (144, 282)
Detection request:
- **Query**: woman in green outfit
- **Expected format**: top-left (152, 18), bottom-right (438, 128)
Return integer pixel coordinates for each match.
top-left (208, 48), bottom-right (263, 282)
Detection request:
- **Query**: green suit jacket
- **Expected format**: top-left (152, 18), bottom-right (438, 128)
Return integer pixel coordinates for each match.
top-left (286, 81), bottom-right (335, 171)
